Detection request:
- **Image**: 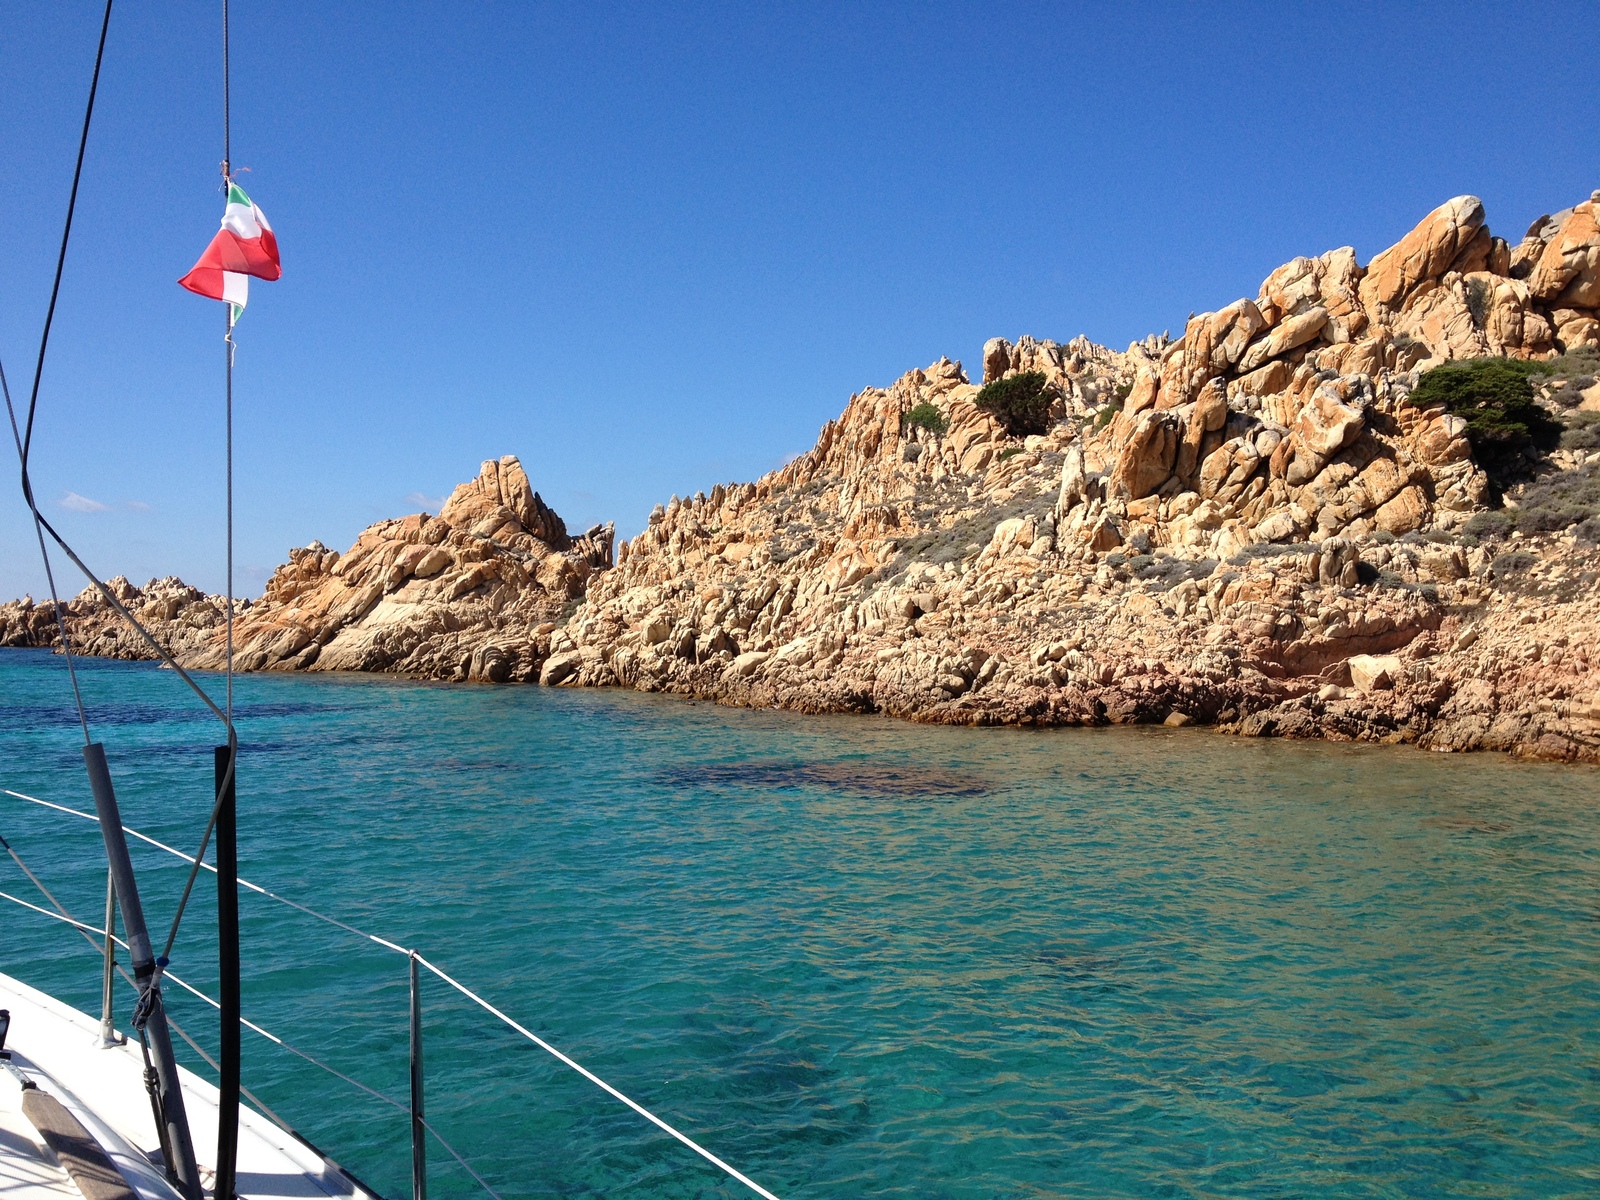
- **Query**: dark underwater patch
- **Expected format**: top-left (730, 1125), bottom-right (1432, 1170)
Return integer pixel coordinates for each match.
top-left (659, 759), bottom-right (988, 798)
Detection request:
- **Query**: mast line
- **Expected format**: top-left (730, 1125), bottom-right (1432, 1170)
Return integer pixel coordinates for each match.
top-left (216, 4), bottom-right (243, 1199)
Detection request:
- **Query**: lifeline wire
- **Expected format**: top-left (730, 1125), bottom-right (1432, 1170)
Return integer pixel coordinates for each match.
top-left (0, 857), bottom-right (496, 1198)
top-left (1, 786), bottom-right (788, 1200)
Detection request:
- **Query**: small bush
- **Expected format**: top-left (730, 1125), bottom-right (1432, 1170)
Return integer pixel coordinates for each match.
top-left (1561, 411), bottom-right (1600, 451)
top-left (1549, 377), bottom-right (1596, 409)
top-left (997, 446), bottom-right (1024, 462)
top-left (903, 402), bottom-right (949, 436)
top-left (1464, 509), bottom-right (1514, 539)
top-left (1410, 358), bottom-right (1563, 492)
top-left (1228, 541), bottom-right (1316, 565)
top-left (1514, 462), bottom-right (1600, 529)
top-left (1463, 463), bottom-right (1600, 539)
top-left (975, 371), bottom-right (1052, 438)
top-left (1492, 551), bottom-right (1536, 574)
top-left (1094, 398), bottom-right (1125, 429)
top-left (1133, 555), bottom-right (1218, 586)
top-left (1577, 516), bottom-right (1600, 544)
top-left (1464, 277), bottom-right (1491, 327)
top-left (1530, 346), bottom-right (1600, 378)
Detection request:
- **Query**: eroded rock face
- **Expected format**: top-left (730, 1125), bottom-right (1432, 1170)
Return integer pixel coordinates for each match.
top-left (1360, 195), bottom-right (1487, 315)
top-left (536, 188), bottom-right (1599, 763)
top-left (9, 190), bottom-right (1600, 762)
top-left (1, 456), bottom-right (612, 682)
top-left (1527, 195), bottom-right (1600, 309)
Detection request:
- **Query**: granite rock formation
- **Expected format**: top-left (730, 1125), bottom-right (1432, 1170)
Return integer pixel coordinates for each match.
top-left (554, 190), bottom-right (1600, 762)
top-left (2, 456), bottom-right (613, 683)
top-left (6, 192), bottom-right (1600, 760)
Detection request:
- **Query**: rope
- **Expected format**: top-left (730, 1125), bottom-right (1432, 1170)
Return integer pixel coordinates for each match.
top-left (0, 884), bottom-right (501, 1198)
top-left (0, 0), bottom-right (242, 971)
top-left (1, 786), bottom-right (789, 1200)
top-left (19, 0), bottom-right (113, 478)
top-left (0, 363), bottom-right (88, 745)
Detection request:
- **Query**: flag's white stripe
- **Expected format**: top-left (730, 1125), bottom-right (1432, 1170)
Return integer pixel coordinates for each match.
top-left (222, 271), bottom-right (249, 309)
top-left (222, 201), bottom-right (262, 240)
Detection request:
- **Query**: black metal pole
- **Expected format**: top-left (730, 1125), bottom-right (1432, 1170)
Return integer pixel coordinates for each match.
top-left (410, 952), bottom-right (426, 1200)
top-left (215, 744), bottom-right (240, 1200)
top-left (83, 743), bottom-right (203, 1200)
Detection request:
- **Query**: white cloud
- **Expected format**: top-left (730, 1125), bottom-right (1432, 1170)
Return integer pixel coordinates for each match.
top-left (60, 491), bottom-right (111, 513)
top-left (405, 491), bottom-right (447, 511)
top-left (124, 500), bottom-right (154, 512)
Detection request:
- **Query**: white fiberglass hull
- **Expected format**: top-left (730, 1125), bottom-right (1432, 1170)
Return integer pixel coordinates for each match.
top-left (0, 972), bottom-right (380, 1200)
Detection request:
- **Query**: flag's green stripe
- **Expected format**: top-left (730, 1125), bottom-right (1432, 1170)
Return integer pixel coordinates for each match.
top-left (227, 182), bottom-right (251, 207)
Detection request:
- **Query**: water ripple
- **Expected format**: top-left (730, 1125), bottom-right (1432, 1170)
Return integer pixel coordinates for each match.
top-left (1, 647), bottom-right (1597, 1199)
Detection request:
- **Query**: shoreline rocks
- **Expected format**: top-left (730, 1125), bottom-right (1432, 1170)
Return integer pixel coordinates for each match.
top-left (5, 192), bottom-right (1600, 763)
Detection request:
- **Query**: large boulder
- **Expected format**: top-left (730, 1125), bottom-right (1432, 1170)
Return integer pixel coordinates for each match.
top-left (1236, 306), bottom-right (1330, 373)
top-left (1527, 194), bottom-right (1600, 309)
top-left (1349, 653), bottom-right (1404, 693)
top-left (440, 455), bottom-right (569, 547)
top-left (1107, 411), bottom-right (1180, 501)
top-left (1257, 247), bottom-right (1367, 340)
top-left (1176, 378), bottom-right (1229, 482)
top-left (1161, 300), bottom-right (1268, 407)
top-left (1284, 383), bottom-right (1366, 485)
top-left (982, 337), bottom-right (1013, 384)
top-left (1359, 195), bottom-right (1486, 316)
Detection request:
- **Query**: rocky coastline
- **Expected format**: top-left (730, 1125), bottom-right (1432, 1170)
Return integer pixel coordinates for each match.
top-left (6, 190), bottom-right (1600, 762)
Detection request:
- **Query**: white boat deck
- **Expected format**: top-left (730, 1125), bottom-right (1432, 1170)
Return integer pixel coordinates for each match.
top-left (0, 972), bottom-right (383, 1200)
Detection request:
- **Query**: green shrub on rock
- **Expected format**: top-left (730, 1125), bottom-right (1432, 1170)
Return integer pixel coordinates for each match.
top-left (1410, 358), bottom-right (1562, 492)
top-left (903, 402), bottom-right (949, 436)
top-left (975, 371), bottom-right (1052, 438)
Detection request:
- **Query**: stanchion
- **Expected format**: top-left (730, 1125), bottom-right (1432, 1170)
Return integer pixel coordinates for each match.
top-left (411, 950), bottom-right (426, 1200)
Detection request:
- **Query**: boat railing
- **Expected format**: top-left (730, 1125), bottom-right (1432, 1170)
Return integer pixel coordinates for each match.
top-left (1, 786), bottom-right (784, 1200)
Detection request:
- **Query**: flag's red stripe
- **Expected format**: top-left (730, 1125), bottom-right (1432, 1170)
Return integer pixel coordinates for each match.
top-left (185, 227), bottom-right (281, 282)
top-left (178, 266), bottom-right (229, 301)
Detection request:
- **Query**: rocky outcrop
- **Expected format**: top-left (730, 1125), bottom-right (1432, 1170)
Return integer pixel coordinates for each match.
top-left (7, 191), bottom-right (1600, 761)
top-left (540, 189), bottom-right (1600, 763)
top-left (1, 456), bottom-right (613, 683)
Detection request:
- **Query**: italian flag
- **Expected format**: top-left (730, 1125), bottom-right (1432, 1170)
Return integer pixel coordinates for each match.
top-left (179, 181), bottom-right (281, 323)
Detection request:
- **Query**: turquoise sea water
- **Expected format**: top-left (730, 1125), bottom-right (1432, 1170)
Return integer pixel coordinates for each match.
top-left (1, 647), bottom-right (1597, 1199)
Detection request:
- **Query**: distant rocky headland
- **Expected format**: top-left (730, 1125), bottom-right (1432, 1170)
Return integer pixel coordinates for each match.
top-left (6, 191), bottom-right (1600, 761)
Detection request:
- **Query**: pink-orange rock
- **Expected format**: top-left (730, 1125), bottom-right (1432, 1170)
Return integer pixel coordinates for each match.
top-left (1527, 197), bottom-right (1600, 308)
top-left (1106, 411), bottom-right (1180, 501)
top-left (1374, 485), bottom-right (1429, 535)
top-left (1236, 306), bottom-right (1329, 373)
top-left (1359, 195), bottom-right (1486, 314)
top-left (1161, 300), bottom-right (1267, 407)
top-left (1258, 247), bottom-right (1368, 344)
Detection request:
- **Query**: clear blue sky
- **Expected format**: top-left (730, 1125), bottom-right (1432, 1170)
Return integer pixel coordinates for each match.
top-left (3, 1), bottom-right (1597, 600)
